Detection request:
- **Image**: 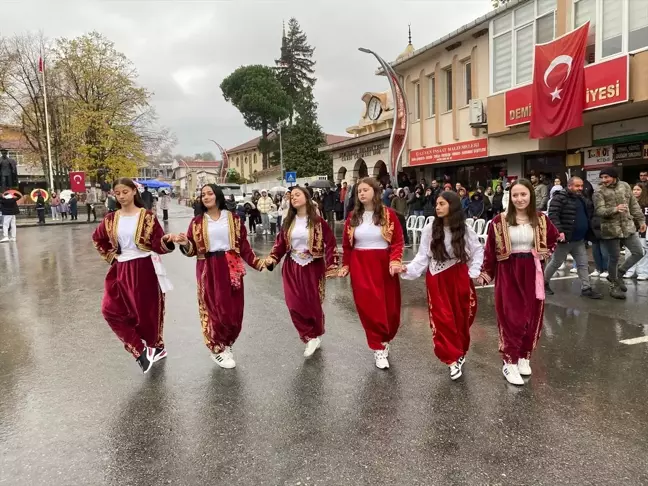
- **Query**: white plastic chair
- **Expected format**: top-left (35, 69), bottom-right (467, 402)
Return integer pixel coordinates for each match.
top-left (466, 217), bottom-right (475, 229)
top-left (412, 215), bottom-right (426, 246)
top-left (424, 216), bottom-right (434, 227)
top-left (473, 218), bottom-right (486, 237)
top-left (405, 215), bottom-right (417, 245)
top-left (478, 220), bottom-right (491, 244)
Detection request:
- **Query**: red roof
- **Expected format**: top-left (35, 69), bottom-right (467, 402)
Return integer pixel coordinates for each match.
top-left (180, 160), bottom-right (221, 168)
top-left (326, 134), bottom-right (351, 145)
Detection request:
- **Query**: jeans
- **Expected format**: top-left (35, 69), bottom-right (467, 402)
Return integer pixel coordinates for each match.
top-left (544, 240), bottom-right (591, 290)
top-left (624, 238), bottom-right (648, 278)
top-left (86, 204), bottom-right (96, 221)
top-left (592, 241), bottom-right (609, 272)
top-left (2, 215), bottom-right (15, 238)
top-left (162, 209), bottom-right (168, 221)
top-left (260, 213), bottom-right (270, 234)
top-left (602, 233), bottom-right (645, 280)
top-left (413, 210), bottom-right (424, 217)
top-left (37, 208), bottom-right (45, 224)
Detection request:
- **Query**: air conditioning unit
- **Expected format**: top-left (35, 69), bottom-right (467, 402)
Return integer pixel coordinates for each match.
top-left (469, 99), bottom-right (486, 127)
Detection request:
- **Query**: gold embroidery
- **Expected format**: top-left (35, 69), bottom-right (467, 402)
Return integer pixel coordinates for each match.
top-left (108, 212), bottom-right (119, 249)
top-left (318, 276), bottom-right (325, 304)
top-left (285, 218), bottom-right (296, 251)
top-left (141, 210), bottom-right (155, 245)
top-left (197, 263), bottom-right (213, 352)
top-left (201, 214), bottom-right (210, 252)
top-left (346, 224), bottom-right (355, 248)
top-left (380, 207), bottom-right (394, 242)
top-left (154, 285), bottom-right (165, 347)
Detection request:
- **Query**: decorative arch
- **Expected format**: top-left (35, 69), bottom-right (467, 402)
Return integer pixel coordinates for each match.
top-left (352, 158), bottom-right (368, 180)
top-left (374, 160), bottom-right (389, 185)
top-left (337, 166), bottom-right (348, 182)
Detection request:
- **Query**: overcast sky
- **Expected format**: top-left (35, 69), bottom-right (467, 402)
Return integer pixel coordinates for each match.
top-left (7, 0), bottom-right (492, 156)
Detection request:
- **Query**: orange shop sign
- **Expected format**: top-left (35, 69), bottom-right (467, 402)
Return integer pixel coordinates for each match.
top-left (505, 55), bottom-right (629, 127)
top-left (409, 139), bottom-right (488, 166)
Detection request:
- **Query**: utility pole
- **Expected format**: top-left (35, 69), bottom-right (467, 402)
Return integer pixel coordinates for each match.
top-left (279, 123), bottom-right (284, 187)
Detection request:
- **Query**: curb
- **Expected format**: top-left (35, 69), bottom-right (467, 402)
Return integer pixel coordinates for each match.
top-left (16, 221), bottom-right (99, 229)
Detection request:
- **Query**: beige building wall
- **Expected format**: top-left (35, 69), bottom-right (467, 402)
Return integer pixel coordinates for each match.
top-left (231, 148), bottom-right (263, 181)
top-left (395, 29), bottom-right (489, 162)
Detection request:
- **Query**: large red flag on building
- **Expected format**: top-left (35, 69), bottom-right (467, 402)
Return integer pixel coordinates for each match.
top-left (530, 22), bottom-right (589, 139)
top-left (69, 171), bottom-right (86, 192)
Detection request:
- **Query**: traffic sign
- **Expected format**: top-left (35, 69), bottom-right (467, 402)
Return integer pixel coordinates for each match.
top-left (285, 171), bottom-right (297, 184)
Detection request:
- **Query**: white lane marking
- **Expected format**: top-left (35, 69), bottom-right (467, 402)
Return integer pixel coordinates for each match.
top-left (620, 336), bottom-right (648, 345)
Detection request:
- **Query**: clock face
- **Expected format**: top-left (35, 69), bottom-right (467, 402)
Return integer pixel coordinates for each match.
top-left (367, 97), bottom-right (382, 121)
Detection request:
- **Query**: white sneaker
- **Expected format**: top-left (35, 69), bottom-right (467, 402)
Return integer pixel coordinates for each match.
top-left (600, 272), bottom-right (609, 278)
top-left (382, 342), bottom-right (390, 358)
top-left (10, 237), bottom-right (16, 242)
top-left (570, 268), bottom-right (578, 274)
top-left (457, 355), bottom-right (466, 369)
top-left (558, 263), bottom-right (566, 270)
top-left (517, 358), bottom-right (532, 376)
top-left (211, 349), bottom-right (236, 368)
top-left (449, 363), bottom-right (462, 380)
top-left (304, 337), bottom-right (321, 357)
top-left (623, 272), bottom-right (634, 279)
top-left (0, 237), bottom-right (9, 243)
top-left (502, 362), bottom-right (524, 385)
top-left (374, 350), bottom-right (389, 369)
top-left (589, 270), bottom-right (600, 277)
top-left (637, 275), bottom-right (648, 281)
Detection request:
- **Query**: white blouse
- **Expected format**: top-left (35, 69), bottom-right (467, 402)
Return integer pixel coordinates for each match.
top-left (117, 214), bottom-right (150, 262)
top-left (207, 211), bottom-right (231, 252)
top-left (290, 216), bottom-right (313, 266)
top-left (509, 223), bottom-right (534, 252)
top-left (354, 212), bottom-right (388, 250)
top-left (402, 223), bottom-right (484, 279)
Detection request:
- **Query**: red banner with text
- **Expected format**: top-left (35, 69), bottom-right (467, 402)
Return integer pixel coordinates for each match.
top-left (410, 139), bottom-right (488, 166)
top-left (505, 55), bottom-right (629, 127)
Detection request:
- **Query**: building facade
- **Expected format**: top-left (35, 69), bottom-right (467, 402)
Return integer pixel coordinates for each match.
top-left (172, 159), bottom-right (222, 197)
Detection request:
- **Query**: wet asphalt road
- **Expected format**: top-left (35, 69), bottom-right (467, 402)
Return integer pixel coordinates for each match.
top-left (1, 204), bottom-right (647, 486)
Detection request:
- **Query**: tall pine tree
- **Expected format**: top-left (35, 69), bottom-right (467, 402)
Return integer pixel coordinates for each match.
top-left (275, 18), bottom-right (316, 123)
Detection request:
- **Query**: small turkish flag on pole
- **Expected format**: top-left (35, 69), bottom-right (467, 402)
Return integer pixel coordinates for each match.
top-left (69, 171), bottom-right (86, 192)
top-left (530, 22), bottom-right (589, 139)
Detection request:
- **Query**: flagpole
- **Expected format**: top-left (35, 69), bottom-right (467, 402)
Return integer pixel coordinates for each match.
top-left (40, 53), bottom-right (55, 191)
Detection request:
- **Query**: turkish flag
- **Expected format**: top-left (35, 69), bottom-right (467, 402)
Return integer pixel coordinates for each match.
top-left (69, 171), bottom-right (86, 192)
top-left (530, 22), bottom-right (589, 139)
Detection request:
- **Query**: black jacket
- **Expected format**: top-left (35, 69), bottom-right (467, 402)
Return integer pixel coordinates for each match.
top-left (323, 191), bottom-right (336, 212)
top-left (423, 194), bottom-right (436, 218)
top-left (548, 189), bottom-right (594, 242)
top-left (492, 193), bottom-right (504, 214)
top-left (408, 192), bottom-right (425, 211)
top-left (0, 196), bottom-right (19, 215)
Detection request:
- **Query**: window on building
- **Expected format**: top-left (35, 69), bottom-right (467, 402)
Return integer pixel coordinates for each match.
top-left (463, 61), bottom-right (472, 105)
top-left (413, 82), bottom-right (421, 121)
top-left (445, 68), bottom-right (453, 111)
top-left (574, 0), bottom-right (648, 62)
top-left (254, 153), bottom-right (257, 164)
top-left (490, 0), bottom-right (557, 93)
top-left (236, 156), bottom-right (239, 167)
top-left (628, 0), bottom-right (648, 51)
top-left (428, 75), bottom-right (436, 117)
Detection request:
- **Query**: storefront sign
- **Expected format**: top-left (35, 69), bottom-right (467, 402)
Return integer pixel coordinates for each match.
top-left (614, 142), bottom-right (644, 161)
top-left (339, 142), bottom-right (386, 162)
top-left (593, 116), bottom-right (648, 144)
top-left (583, 146), bottom-right (614, 167)
top-left (586, 170), bottom-right (601, 185)
top-left (644, 144), bottom-right (648, 159)
top-left (409, 139), bottom-right (488, 166)
top-left (505, 55), bottom-right (629, 127)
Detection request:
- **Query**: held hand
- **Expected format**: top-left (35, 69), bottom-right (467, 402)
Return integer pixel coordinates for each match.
top-left (558, 232), bottom-right (566, 242)
top-left (640, 223), bottom-right (647, 234)
top-left (162, 233), bottom-right (173, 242)
top-left (390, 264), bottom-right (405, 276)
top-left (175, 233), bottom-right (189, 246)
top-left (476, 276), bottom-right (486, 286)
top-left (338, 267), bottom-right (349, 278)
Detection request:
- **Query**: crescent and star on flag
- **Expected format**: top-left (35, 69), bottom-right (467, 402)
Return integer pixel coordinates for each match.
top-left (544, 54), bottom-right (574, 102)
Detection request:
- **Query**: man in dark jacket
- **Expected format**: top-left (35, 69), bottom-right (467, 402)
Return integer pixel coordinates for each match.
top-left (322, 188), bottom-right (336, 229)
top-left (544, 176), bottom-right (602, 299)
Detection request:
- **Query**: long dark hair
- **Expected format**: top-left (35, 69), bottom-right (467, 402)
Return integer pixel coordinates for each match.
top-left (505, 178), bottom-right (539, 227)
top-left (430, 191), bottom-right (468, 263)
top-left (634, 183), bottom-right (648, 207)
top-left (198, 184), bottom-right (227, 214)
top-left (350, 177), bottom-right (385, 227)
top-left (282, 186), bottom-right (318, 231)
top-left (113, 178), bottom-right (145, 209)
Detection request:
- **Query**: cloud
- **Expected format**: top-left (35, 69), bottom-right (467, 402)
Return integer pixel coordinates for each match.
top-left (5, 0), bottom-right (491, 154)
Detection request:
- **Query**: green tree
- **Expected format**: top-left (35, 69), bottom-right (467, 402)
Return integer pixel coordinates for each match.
top-left (225, 168), bottom-right (243, 184)
top-left (55, 32), bottom-right (162, 183)
top-left (220, 65), bottom-right (291, 170)
top-left (194, 151), bottom-right (216, 161)
top-left (492, 0), bottom-right (511, 8)
top-left (275, 18), bottom-right (316, 123)
top-left (282, 88), bottom-right (332, 177)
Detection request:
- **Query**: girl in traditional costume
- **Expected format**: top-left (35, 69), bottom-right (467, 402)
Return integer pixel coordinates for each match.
top-left (176, 184), bottom-right (265, 369)
top-left (92, 178), bottom-right (175, 374)
top-left (400, 191), bottom-right (483, 380)
top-left (339, 177), bottom-right (404, 370)
top-left (265, 186), bottom-right (338, 357)
top-left (477, 179), bottom-right (559, 386)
